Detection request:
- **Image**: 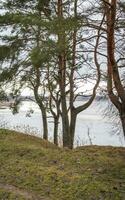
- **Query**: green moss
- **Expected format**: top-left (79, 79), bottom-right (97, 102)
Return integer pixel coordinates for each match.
top-left (0, 129), bottom-right (125, 200)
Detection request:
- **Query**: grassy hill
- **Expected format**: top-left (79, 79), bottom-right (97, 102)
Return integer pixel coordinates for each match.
top-left (0, 129), bottom-right (125, 200)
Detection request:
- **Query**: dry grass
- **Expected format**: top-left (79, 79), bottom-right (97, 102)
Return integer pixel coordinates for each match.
top-left (0, 129), bottom-right (125, 200)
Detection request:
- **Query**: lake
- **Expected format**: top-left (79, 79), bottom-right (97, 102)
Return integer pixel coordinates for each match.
top-left (0, 100), bottom-right (125, 147)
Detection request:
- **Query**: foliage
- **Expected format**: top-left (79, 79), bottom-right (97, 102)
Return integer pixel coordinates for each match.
top-left (0, 46), bottom-right (11, 62)
top-left (0, 89), bottom-right (8, 101)
top-left (1, 0), bottom-right (125, 148)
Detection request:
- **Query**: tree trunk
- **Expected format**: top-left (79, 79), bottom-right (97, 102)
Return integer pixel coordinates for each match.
top-left (40, 107), bottom-right (48, 140)
top-left (34, 87), bottom-right (48, 141)
top-left (57, 0), bottom-right (70, 148)
top-left (120, 106), bottom-right (125, 137)
top-left (120, 115), bottom-right (125, 137)
top-left (104, 0), bottom-right (125, 138)
top-left (62, 123), bottom-right (70, 148)
top-left (69, 113), bottom-right (77, 149)
top-left (54, 117), bottom-right (59, 146)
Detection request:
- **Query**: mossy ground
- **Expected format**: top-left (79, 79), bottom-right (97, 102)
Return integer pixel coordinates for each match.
top-left (0, 129), bottom-right (125, 200)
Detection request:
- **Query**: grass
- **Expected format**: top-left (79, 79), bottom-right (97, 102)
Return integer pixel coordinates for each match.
top-left (0, 129), bottom-right (125, 200)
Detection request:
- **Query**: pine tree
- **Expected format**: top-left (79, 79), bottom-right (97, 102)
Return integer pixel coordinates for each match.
top-left (0, 0), bottom-right (102, 148)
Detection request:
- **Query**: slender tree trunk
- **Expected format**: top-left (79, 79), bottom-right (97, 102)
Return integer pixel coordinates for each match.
top-left (53, 116), bottom-right (59, 145)
top-left (62, 121), bottom-right (70, 147)
top-left (34, 87), bottom-right (48, 140)
top-left (57, 0), bottom-right (70, 148)
top-left (69, 113), bottom-right (77, 149)
top-left (120, 114), bottom-right (125, 137)
top-left (104, 0), bottom-right (125, 138)
top-left (120, 105), bottom-right (125, 137)
top-left (58, 54), bottom-right (70, 147)
top-left (40, 107), bottom-right (48, 140)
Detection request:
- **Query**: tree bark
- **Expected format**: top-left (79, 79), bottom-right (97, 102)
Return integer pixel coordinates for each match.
top-left (104, 0), bottom-right (125, 137)
top-left (120, 114), bottom-right (125, 136)
top-left (33, 83), bottom-right (48, 140)
top-left (69, 112), bottom-right (77, 149)
top-left (57, 0), bottom-right (70, 148)
top-left (40, 106), bottom-right (48, 140)
top-left (53, 116), bottom-right (59, 145)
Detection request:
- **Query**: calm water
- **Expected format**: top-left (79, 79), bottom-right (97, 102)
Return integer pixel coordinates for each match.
top-left (0, 100), bottom-right (125, 147)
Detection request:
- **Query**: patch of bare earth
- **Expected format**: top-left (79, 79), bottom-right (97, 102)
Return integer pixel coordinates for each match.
top-left (0, 183), bottom-right (45, 200)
